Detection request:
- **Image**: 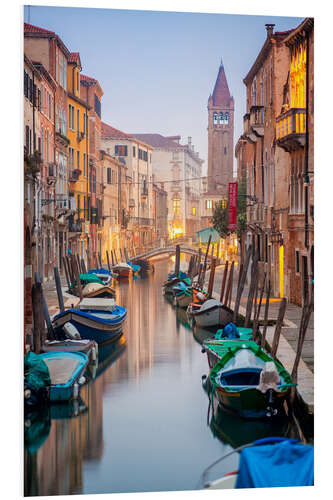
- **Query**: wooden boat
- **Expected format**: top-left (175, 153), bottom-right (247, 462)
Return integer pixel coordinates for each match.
top-left (202, 437), bottom-right (314, 489)
top-left (207, 340), bottom-right (294, 419)
top-left (131, 258), bottom-right (154, 274)
top-left (52, 298), bottom-right (127, 344)
top-left (190, 298), bottom-right (233, 328)
top-left (112, 262), bottom-right (133, 278)
top-left (82, 282), bottom-right (116, 299)
top-left (203, 326), bottom-right (253, 368)
top-left (172, 281), bottom-right (193, 308)
top-left (41, 338), bottom-right (98, 365)
top-left (163, 276), bottom-right (191, 296)
top-left (88, 268), bottom-right (113, 286)
top-left (25, 351), bottom-right (89, 403)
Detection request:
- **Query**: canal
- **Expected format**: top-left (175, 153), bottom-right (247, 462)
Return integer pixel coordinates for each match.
top-left (24, 258), bottom-right (305, 496)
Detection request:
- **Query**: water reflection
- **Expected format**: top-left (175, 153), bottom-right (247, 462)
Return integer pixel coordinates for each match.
top-left (24, 259), bottom-right (306, 496)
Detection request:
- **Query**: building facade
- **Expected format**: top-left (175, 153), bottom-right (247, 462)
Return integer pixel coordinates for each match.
top-left (101, 123), bottom-right (154, 249)
top-left (131, 134), bottom-right (203, 240)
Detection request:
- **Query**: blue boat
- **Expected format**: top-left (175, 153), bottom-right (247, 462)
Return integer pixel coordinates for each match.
top-left (201, 437), bottom-right (314, 489)
top-left (52, 298), bottom-right (127, 344)
top-left (88, 268), bottom-right (113, 286)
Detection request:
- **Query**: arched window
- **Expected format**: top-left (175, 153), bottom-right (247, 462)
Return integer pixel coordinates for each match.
top-left (225, 112), bottom-right (229, 124)
top-left (219, 112), bottom-right (224, 124)
top-left (213, 112), bottom-right (218, 124)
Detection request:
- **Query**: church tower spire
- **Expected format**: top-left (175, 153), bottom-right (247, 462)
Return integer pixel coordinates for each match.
top-left (207, 59), bottom-right (234, 193)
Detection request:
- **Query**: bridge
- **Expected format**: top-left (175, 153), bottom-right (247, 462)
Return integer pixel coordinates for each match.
top-left (133, 245), bottom-right (201, 261)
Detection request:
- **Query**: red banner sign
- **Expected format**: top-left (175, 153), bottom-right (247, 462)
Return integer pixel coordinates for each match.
top-left (228, 182), bottom-right (238, 231)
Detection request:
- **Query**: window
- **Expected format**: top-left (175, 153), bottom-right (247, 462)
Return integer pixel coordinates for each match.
top-left (24, 70), bottom-right (28, 98)
top-left (77, 151), bottom-right (80, 171)
top-left (115, 145), bottom-right (127, 156)
top-left (219, 112), bottom-right (224, 124)
top-left (77, 109), bottom-right (80, 134)
top-left (68, 104), bottom-right (71, 129)
top-left (206, 200), bottom-right (213, 209)
top-left (76, 71), bottom-right (79, 92)
top-left (83, 113), bottom-right (86, 135)
top-left (224, 147), bottom-right (227, 155)
top-left (213, 112), bottom-right (218, 124)
top-left (94, 93), bottom-right (101, 118)
top-left (225, 112), bottom-right (229, 123)
top-left (192, 207), bottom-right (196, 215)
top-left (83, 153), bottom-right (86, 176)
top-left (296, 250), bottom-right (300, 273)
top-left (133, 146), bottom-right (136, 157)
top-left (107, 168), bottom-right (111, 184)
top-left (173, 198), bottom-right (180, 215)
top-left (251, 77), bottom-right (257, 106)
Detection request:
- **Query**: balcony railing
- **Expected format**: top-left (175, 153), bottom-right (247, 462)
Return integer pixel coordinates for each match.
top-left (69, 169), bottom-right (82, 182)
top-left (129, 217), bottom-right (154, 227)
top-left (249, 106), bottom-right (264, 136)
top-left (68, 219), bottom-right (82, 233)
top-left (276, 108), bottom-right (306, 152)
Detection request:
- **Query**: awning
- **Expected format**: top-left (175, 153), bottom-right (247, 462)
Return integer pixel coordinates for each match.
top-left (195, 227), bottom-right (220, 243)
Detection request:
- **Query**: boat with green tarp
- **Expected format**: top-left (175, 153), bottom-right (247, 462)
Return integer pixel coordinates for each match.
top-left (203, 326), bottom-right (253, 368)
top-left (207, 340), bottom-right (294, 418)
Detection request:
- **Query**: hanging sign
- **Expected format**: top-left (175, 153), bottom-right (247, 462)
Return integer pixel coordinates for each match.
top-left (228, 182), bottom-right (238, 231)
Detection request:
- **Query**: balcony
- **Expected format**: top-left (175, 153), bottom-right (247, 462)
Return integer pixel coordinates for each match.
top-left (129, 217), bottom-right (154, 227)
top-left (249, 105), bottom-right (264, 136)
top-left (68, 217), bottom-right (82, 233)
top-left (47, 162), bottom-right (57, 180)
top-left (69, 169), bottom-right (82, 182)
top-left (248, 203), bottom-right (265, 224)
top-left (276, 108), bottom-right (306, 152)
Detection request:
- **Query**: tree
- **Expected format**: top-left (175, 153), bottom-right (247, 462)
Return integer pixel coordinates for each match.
top-left (211, 176), bottom-right (247, 253)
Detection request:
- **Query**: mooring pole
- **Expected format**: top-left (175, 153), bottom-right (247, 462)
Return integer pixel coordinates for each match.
top-left (207, 258), bottom-right (216, 297)
top-left (175, 244), bottom-right (181, 276)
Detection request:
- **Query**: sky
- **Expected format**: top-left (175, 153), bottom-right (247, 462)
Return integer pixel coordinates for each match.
top-left (24, 4), bottom-right (303, 173)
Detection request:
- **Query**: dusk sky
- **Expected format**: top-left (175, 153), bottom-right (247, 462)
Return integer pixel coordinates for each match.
top-left (24, 5), bottom-right (303, 174)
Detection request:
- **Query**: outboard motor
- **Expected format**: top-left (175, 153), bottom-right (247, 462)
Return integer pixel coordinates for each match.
top-left (63, 322), bottom-right (81, 340)
top-left (256, 361), bottom-right (280, 417)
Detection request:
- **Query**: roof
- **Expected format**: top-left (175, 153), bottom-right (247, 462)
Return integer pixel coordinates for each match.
top-left (80, 74), bottom-right (97, 84)
top-left (284, 18), bottom-right (314, 46)
top-left (211, 62), bottom-right (232, 107)
top-left (24, 22), bottom-right (70, 58)
top-left (102, 122), bottom-right (134, 140)
top-left (69, 52), bottom-right (81, 66)
top-left (24, 22), bottom-right (55, 35)
top-left (130, 133), bottom-right (183, 149)
top-left (243, 26), bottom-right (297, 84)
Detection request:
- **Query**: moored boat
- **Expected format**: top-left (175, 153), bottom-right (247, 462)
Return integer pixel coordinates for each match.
top-left (52, 298), bottom-right (127, 344)
top-left (24, 351), bottom-right (89, 404)
top-left (207, 340), bottom-right (294, 418)
top-left (202, 326), bottom-right (253, 368)
top-left (202, 437), bottom-right (314, 489)
top-left (112, 262), bottom-right (133, 278)
top-left (190, 298), bottom-right (233, 328)
top-left (82, 282), bottom-right (116, 299)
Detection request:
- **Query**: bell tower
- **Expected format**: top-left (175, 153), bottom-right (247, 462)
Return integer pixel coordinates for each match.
top-left (207, 59), bottom-right (234, 194)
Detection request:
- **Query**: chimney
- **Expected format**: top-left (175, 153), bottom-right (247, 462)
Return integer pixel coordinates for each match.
top-left (188, 136), bottom-right (192, 146)
top-left (265, 24), bottom-right (275, 37)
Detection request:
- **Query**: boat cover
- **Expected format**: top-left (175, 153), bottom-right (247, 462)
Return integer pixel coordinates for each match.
top-left (216, 323), bottom-right (240, 339)
top-left (79, 273), bottom-right (104, 285)
top-left (79, 297), bottom-right (116, 312)
top-left (25, 352), bottom-right (51, 391)
top-left (88, 268), bottom-right (111, 275)
top-left (39, 352), bottom-right (88, 386)
top-left (196, 298), bottom-right (222, 312)
top-left (235, 439), bottom-right (314, 488)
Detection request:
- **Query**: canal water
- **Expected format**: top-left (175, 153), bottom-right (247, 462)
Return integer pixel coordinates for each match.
top-left (24, 258), bottom-right (302, 496)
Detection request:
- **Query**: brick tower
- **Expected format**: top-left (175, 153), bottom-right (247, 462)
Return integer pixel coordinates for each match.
top-left (207, 59), bottom-right (234, 194)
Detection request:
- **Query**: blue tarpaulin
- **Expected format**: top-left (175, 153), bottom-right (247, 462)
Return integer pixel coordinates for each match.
top-left (235, 439), bottom-right (314, 488)
top-left (195, 227), bottom-right (220, 244)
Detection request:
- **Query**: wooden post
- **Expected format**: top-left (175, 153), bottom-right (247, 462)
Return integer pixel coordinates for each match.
top-left (219, 261), bottom-right (229, 303)
top-left (124, 247), bottom-right (129, 262)
top-left (62, 256), bottom-right (71, 290)
top-left (98, 252), bottom-right (102, 268)
top-left (53, 267), bottom-right (65, 313)
top-left (225, 261), bottom-right (234, 308)
top-left (76, 254), bottom-right (82, 274)
top-left (236, 262), bottom-right (243, 302)
top-left (290, 301), bottom-right (313, 403)
top-left (66, 255), bottom-right (75, 291)
top-left (32, 282), bottom-right (44, 354)
top-left (261, 280), bottom-right (271, 348)
top-left (187, 255), bottom-right (194, 278)
top-left (207, 258), bottom-right (216, 297)
top-left (106, 250), bottom-right (111, 273)
top-left (244, 251), bottom-right (259, 328)
top-left (86, 249), bottom-right (90, 270)
top-left (72, 256), bottom-right (83, 301)
top-left (175, 244), bottom-right (180, 276)
top-left (35, 272), bottom-right (55, 341)
top-left (81, 258), bottom-right (87, 275)
top-left (252, 273), bottom-right (267, 340)
top-left (271, 298), bottom-right (287, 358)
top-left (233, 244), bottom-right (252, 323)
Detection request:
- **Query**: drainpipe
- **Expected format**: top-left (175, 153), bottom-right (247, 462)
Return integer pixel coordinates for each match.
top-left (304, 30), bottom-right (310, 250)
